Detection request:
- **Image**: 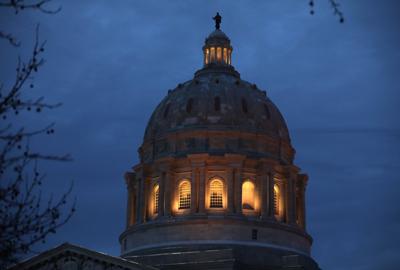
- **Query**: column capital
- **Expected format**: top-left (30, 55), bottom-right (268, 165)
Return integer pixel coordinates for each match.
top-left (124, 172), bottom-right (136, 189)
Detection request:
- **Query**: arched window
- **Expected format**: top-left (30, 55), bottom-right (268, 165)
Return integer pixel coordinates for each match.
top-left (241, 98), bottom-right (248, 113)
top-left (186, 98), bottom-right (193, 114)
top-left (217, 47), bottom-right (222, 62)
top-left (223, 48), bottom-right (227, 64)
top-left (205, 48), bottom-right (209, 65)
top-left (242, 180), bottom-right (255, 210)
top-left (179, 181), bottom-right (191, 209)
top-left (214, 96), bottom-right (221, 111)
top-left (153, 184), bottom-right (159, 214)
top-left (209, 179), bottom-right (223, 208)
top-left (274, 184), bottom-right (280, 216)
top-left (210, 47), bottom-right (216, 62)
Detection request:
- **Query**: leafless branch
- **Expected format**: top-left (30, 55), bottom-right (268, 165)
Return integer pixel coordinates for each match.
top-left (308, 0), bottom-right (345, 23)
top-left (0, 0), bottom-right (61, 14)
top-left (0, 30), bottom-right (20, 47)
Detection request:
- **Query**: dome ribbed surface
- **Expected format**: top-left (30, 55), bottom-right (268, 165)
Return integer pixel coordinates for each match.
top-left (144, 72), bottom-right (290, 143)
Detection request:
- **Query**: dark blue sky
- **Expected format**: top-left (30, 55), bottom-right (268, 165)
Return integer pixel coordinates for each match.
top-left (1, 1), bottom-right (400, 269)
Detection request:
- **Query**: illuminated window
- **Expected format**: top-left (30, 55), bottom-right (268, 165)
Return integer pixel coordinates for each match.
top-left (214, 96), bottom-right (221, 111)
top-left (228, 49), bottom-right (231, 65)
top-left (210, 179), bottom-right (223, 208)
top-left (242, 181), bottom-right (255, 210)
top-left (274, 184), bottom-right (280, 216)
top-left (210, 47), bottom-right (216, 62)
top-left (217, 47), bottom-right (222, 62)
top-left (223, 48), bottom-right (227, 64)
top-left (153, 184), bottom-right (159, 214)
top-left (179, 181), bottom-right (191, 209)
top-left (205, 48), bottom-right (209, 65)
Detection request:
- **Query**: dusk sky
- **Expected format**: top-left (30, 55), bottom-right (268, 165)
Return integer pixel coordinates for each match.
top-left (1, 0), bottom-right (399, 269)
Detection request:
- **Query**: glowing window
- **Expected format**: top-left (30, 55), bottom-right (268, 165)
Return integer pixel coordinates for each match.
top-left (210, 47), bottom-right (216, 62)
top-left (223, 48), bottom-right (227, 63)
top-left (205, 48), bottom-right (209, 64)
top-left (153, 184), bottom-right (159, 214)
top-left (209, 179), bottom-right (223, 208)
top-left (274, 184), bottom-right (280, 215)
top-left (179, 181), bottom-right (191, 209)
top-left (242, 181), bottom-right (255, 210)
top-left (217, 47), bottom-right (222, 62)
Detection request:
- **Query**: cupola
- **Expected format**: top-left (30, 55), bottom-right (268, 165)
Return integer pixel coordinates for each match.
top-left (203, 12), bottom-right (233, 67)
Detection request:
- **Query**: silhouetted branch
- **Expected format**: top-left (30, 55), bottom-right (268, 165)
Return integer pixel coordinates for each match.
top-left (308, 0), bottom-right (345, 23)
top-left (0, 0), bottom-right (61, 14)
top-left (0, 30), bottom-right (20, 47)
top-left (328, 0), bottom-right (344, 23)
top-left (0, 2), bottom-right (73, 267)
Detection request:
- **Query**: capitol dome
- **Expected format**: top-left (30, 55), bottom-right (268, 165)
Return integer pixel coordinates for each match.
top-left (120, 13), bottom-right (320, 270)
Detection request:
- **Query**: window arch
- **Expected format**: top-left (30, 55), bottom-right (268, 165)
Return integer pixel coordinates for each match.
top-left (153, 184), bottom-right (159, 214)
top-left (242, 180), bottom-right (255, 210)
top-left (179, 180), bottom-right (191, 209)
top-left (209, 179), bottom-right (223, 208)
top-left (274, 184), bottom-right (280, 216)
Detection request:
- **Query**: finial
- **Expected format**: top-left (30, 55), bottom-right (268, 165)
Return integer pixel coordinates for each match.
top-left (213, 12), bottom-right (222, 30)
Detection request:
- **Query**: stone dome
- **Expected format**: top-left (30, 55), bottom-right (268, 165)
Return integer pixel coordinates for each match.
top-left (141, 27), bottom-right (293, 165)
top-left (121, 14), bottom-right (319, 270)
top-left (144, 74), bottom-right (290, 143)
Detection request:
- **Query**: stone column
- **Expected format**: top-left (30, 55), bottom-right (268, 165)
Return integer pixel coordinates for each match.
top-left (137, 176), bottom-right (145, 223)
top-left (191, 167), bottom-right (198, 214)
top-left (268, 170), bottom-right (276, 219)
top-left (198, 167), bottom-right (206, 213)
top-left (234, 168), bottom-right (242, 214)
top-left (227, 168), bottom-right (234, 214)
top-left (260, 172), bottom-right (269, 220)
top-left (285, 172), bottom-right (296, 225)
top-left (164, 171), bottom-right (173, 217)
top-left (297, 174), bottom-right (307, 229)
top-left (158, 172), bottom-right (166, 218)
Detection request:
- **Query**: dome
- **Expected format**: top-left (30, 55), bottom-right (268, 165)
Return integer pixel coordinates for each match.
top-left (144, 74), bottom-right (290, 143)
top-left (121, 14), bottom-right (319, 270)
top-left (141, 21), bottom-right (293, 164)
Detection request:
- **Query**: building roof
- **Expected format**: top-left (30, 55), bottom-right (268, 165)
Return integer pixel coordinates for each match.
top-left (9, 242), bottom-right (157, 270)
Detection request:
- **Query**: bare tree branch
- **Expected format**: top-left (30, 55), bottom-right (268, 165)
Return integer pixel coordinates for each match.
top-left (308, 0), bottom-right (345, 23)
top-left (0, 1), bottom-right (73, 268)
top-left (0, 0), bottom-right (61, 14)
top-left (0, 30), bottom-right (20, 47)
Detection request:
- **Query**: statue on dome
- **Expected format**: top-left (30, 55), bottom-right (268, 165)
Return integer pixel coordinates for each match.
top-left (213, 12), bottom-right (222, 29)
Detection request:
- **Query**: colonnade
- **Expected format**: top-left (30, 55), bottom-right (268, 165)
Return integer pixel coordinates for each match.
top-left (125, 162), bottom-right (307, 230)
